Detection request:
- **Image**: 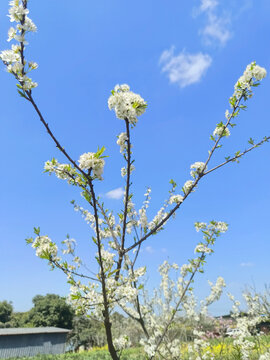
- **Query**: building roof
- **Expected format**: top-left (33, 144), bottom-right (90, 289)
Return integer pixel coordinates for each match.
top-left (0, 327), bottom-right (70, 336)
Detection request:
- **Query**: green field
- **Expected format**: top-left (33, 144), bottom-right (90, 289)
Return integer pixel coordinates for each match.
top-left (4, 336), bottom-right (270, 360)
top-left (3, 348), bottom-right (146, 360)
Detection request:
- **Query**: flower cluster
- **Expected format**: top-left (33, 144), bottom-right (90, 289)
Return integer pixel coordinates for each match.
top-left (44, 159), bottom-right (78, 184)
top-left (78, 152), bottom-right (105, 180)
top-left (213, 123), bottom-right (231, 138)
top-left (31, 235), bottom-right (58, 260)
top-left (190, 161), bottom-right (206, 178)
top-left (113, 336), bottom-right (131, 351)
top-left (168, 194), bottom-right (183, 204)
top-left (233, 62), bottom-right (267, 101)
top-left (0, 0), bottom-right (38, 91)
top-left (183, 179), bottom-right (194, 194)
top-left (195, 221), bottom-right (228, 234)
top-left (108, 84), bottom-right (147, 126)
top-left (62, 238), bottom-right (76, 255)
top-left (116, 132), bottom-right (128, 154)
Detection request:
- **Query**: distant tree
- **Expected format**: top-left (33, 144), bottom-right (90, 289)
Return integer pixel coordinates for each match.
top-left (68, 316), bottom-right (106, 351)
top-left (0, 301), bottom-right (13, 326)
top-left (10, 311), bottom-right (32, 328)
top-left (27, 294), bottom-right (74, 329)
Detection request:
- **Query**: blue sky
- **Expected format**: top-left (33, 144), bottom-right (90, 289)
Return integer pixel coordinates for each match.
top-left (0, 0), bottom-right (270, 315)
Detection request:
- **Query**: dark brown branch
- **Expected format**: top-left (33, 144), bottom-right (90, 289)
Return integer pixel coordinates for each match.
top-left (204, 136), bottom-right (270, 176)
top-left (87, 178), bottom-right (119, 360)
top-left (115, 118), bottom-right (132, 281)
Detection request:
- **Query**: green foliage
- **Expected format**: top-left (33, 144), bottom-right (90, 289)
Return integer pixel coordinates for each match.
top-left (68, 316), bottom-right (106, 351)
top-left (3, 348), bottom-right (146, 360)
top-left (0, 300), bottom-right (13, 326)
top-left (27, 294), bottom-right (74, 329)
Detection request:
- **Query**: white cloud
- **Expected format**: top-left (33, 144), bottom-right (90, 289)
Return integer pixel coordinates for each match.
top-left (200, 0), bottom-right (218, 12)
top-left (201, 14), bottom-right (231, 46)
top-left (145, 246), bottom-right (154, 254)
top-left (197, 0), bottom-right (232, 46)
top-left (240, 262), bottom-right (254, 268)
top-left (160, 48), bottom-right (212, 88)
top-left (105, 187), bottom-right (125, 200)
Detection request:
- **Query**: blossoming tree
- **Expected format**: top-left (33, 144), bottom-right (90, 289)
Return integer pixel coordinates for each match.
top-left (1, 1), bottom-right (269, 359)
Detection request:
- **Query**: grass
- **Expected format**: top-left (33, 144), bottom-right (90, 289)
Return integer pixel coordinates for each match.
top-left (4, 336), bottom-right (270, 360)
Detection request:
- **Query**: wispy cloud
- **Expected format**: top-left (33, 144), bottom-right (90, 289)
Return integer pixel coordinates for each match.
top-left (105, 187), bottom-right (125, 200)
top-left (160, 48), bottom-right (212, 88)
top-left (145, 246), bottom-right (154, 254)
top-left (197, 0), bottom-right (232, 46)
top-left (240, 262), bottom-right (254, 268)
top-left (200, 0), bottom-right (218, 12)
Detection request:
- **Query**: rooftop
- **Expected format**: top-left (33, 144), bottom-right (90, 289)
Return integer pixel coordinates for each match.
top-left (0, 327), bottom-right (70, 336)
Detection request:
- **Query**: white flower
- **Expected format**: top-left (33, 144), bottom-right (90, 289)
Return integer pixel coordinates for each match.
top-left (148, 207), bottom-right (168, 231)
top-left (116, 132), bottom-right (128, 153)
top-left (121, 164), bottom-right (135, 177)
top-left (7, 61), bottom-right (23, 75)
top-left (225, 110), bottom-right (230, 120)
top-left (23, 17), bottom-right (37, 32)
top-left (232, 62), bottom-right (267, 101)
top-left (139, 208), bottom-right (148, 228)
top-left (7, 27), bottom-right (16, 41)
top-left (194, 222), bottom-right (207, 232)
top-left (214, 221), bottom-right (228, 232)
top-left (259, 352), bottom-right (270, 360)
top-left (113, 336), bottom-right (131, 351)
top-left (190, 162), bottom-right (206, 178)
top-left (169, 194), bottom-right (183, 204)
top-left (62, 238), bottom-right (76, 255)
top-left (108, 84), bottom-right (147, 126)
top-left (194, 244), bottom-right (212, 254)
top-left (32, 236), bottom-right (58, 260)
top-left (14, 34), bottom-right (28, 45)
top-left (213, 125), bottom-right (230, 138)
top-left (253, 65), bottom-right (267, 81)
top-left (19, 75), bottom-right (38, 90)
top-left (8, 3), bottom-right (29, 22)
top-left (78, 152), bottom-right (105, 180)
top-left (100, 248), bottom-right (115, 269)
top-left (28, 62), bottom-right (38, 70)
top-left (183, 180), bottom-right (194, 194)
top-left (204, 277), bottom-right (226, 306)
top-left (0, 49), bottom-right (20, 63)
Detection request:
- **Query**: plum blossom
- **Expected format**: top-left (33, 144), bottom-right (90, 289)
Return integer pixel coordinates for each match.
top-left (190, 161), bottom-right (206, 178)
top-left (116, 132), bottom-right (128, 153)
top-left (213, 124), bottom-right (230, 138)
top-left (232, 62), bottom-right (267, 101)
top-left (32, 235), bottom-right (58, 260)
top-left (183, 180), bottom-right (194, 194)
top-left (108, 84), bottom-right (147, 126)
top-left (0, 0), bottom-right (38, 91)
top-left (169, 194), bottom-right (183, 204)
top-left (78, 152), bottom-right (105, 180)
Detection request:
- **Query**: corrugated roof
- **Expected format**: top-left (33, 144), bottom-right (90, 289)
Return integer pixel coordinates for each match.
top-left (0, 327), bottom-right (70, 336)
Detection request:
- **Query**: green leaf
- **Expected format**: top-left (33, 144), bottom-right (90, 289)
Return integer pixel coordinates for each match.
top-left (17, 90), bottom-right (27, 99)
top-left (34, 227), bottom-right (40, 236)
top-left (95, 146), bottom-right (108, 159)
top-left (25, 237), bottom-right (34, 244)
